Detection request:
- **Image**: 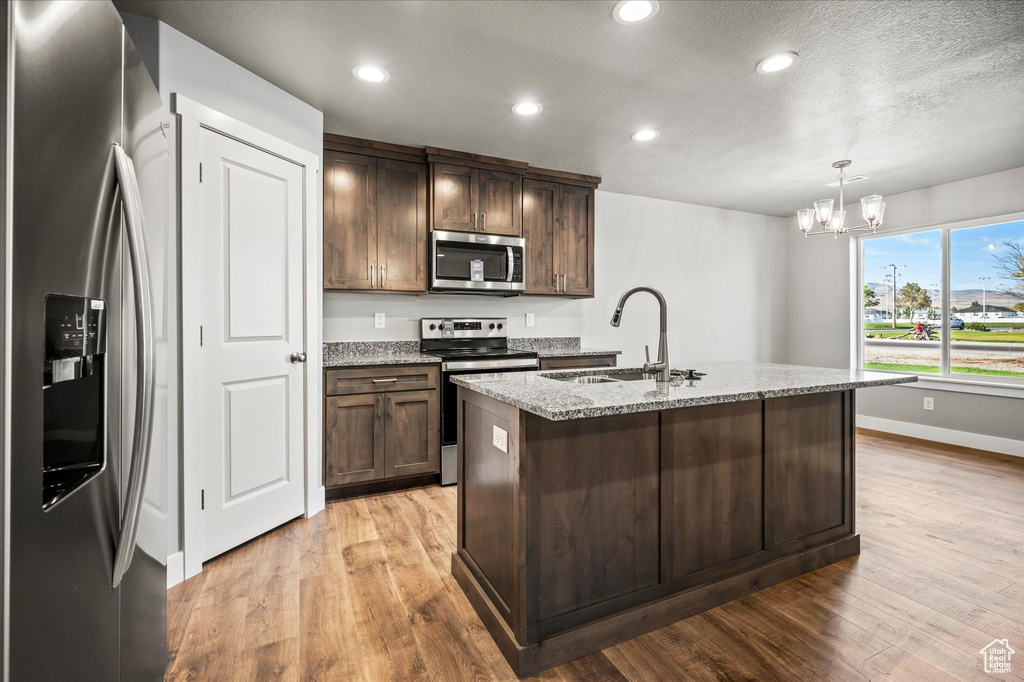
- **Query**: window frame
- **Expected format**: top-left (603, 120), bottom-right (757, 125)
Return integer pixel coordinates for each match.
top-left (852, 210), bottom-right (1024, 393)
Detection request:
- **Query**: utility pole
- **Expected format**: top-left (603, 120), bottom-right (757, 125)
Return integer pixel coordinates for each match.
top-left (884, 264), bottom-right (906, 328)
top-left (979, 276), bottom-right (991, 316)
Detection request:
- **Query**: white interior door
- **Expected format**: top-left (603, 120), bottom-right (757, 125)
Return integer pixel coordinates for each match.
top-left (199, 127), bottom-right (305, 561)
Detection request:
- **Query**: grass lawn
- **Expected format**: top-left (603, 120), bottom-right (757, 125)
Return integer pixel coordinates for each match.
top-left (864, 322), bottom-right (1023, 330)
top-left (865, 362), bottom-right (1024, 378)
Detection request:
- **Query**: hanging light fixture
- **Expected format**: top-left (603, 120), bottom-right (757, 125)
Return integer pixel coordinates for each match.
top-left (798, 160), bottom-right (884, 238)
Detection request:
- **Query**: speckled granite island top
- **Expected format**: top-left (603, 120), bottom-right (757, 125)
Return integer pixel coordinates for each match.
top-left (451, 362), bottom-right (917, 420)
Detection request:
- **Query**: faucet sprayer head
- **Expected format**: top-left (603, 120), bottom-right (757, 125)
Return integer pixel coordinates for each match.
top-left (610, 308), bottom-right (622, 327)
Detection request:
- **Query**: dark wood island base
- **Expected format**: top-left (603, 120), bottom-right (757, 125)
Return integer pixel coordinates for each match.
top-left (453, 386), bottom-right (859, 678)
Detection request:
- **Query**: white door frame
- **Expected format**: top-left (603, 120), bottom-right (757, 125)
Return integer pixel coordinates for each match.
top-left (173, 94), bottom-right (323, 581)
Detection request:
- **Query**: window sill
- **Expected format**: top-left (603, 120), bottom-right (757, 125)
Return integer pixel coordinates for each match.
top-left (863, 370), bottom-right (1024, 399)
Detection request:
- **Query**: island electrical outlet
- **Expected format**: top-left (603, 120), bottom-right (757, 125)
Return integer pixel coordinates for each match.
top-left (493, 425), bottom-right (508, 453)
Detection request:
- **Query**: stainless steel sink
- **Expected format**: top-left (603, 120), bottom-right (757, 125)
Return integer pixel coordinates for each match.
top-left (548, 375), bottom-right (621, 384)
top-left (543, 372), bottom-right (661, 384)
top-left (610, 372), bottom-right (659, 381)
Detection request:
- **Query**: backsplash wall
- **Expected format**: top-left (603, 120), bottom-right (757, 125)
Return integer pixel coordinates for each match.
top-left (322, 292), bottom-right (585, 341)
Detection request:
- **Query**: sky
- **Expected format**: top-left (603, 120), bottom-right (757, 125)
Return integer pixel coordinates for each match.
top-left (864, 219), bottom-right (1024, 295)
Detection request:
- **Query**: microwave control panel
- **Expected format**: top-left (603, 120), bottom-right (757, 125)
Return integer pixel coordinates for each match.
top-left (511, 254), bottom-right (524, 283)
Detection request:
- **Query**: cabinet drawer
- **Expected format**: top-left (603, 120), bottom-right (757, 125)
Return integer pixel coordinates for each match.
top-left (326, 364), bottom-right (439, 396)
top-left (539, 355), bottom-right (617, 371)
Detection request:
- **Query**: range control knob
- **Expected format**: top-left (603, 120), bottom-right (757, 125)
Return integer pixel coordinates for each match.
top-left (429, 324), bottom-right (437, 331)
top-left (488, 323), bottom-right (496, 330)
top-left (497, 323), bottom-right (503, 330)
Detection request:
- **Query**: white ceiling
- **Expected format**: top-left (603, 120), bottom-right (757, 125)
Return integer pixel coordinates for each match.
top-left (113, 0), bottom-right (1024, 217)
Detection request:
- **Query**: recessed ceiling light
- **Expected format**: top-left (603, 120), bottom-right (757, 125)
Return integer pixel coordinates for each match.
top-left (613, 0), bottom-right (659, 24)
top-left (352, 64), bottom-right (390, 83)
top-left (755, 52), bottom-right (799, 74)
top-left (512, 101), bottom-right (543, 116)
top-left (631, 129), bottom-right (659, 141)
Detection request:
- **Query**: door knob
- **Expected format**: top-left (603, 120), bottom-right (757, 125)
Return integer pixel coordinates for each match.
top-left (289, 351), bottom-right (307, 364)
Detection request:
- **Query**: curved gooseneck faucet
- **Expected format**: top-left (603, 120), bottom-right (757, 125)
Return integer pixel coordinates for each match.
top-left (609, 286), bottom-right (671, 382)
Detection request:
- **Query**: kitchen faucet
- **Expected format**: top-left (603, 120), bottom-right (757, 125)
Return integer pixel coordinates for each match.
top-left (609, 286), bottom-right (671, 382)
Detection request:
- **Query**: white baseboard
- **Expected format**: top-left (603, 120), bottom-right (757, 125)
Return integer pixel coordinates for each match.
top-left (166, 551), bottom-right (185, 589)
top-left (857, 415), bottom-right (1024, 458)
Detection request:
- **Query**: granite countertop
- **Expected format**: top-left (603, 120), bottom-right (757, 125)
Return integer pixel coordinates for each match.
top-left (323, 341), bottom-right (440, 368)
top-left (508, 337), bottom-right (622, 358)
top-left (450, 362), bottom-right (918, 421)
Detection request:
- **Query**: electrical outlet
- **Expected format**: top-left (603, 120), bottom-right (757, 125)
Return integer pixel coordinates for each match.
top-left (526, 313), bottom-right (535, 327)
top-left (492, 425), bottom-right (508, 453)
top-left (923, 397), bottom-right (934, 411)
top-left (374, 313), bottom-right (385, 329)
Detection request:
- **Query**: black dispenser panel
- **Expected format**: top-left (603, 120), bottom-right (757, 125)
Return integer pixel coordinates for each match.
top-left (42, 294), bottom-right (106, 510)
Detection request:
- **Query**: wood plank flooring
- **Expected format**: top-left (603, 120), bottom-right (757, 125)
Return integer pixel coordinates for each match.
top-left (166, 430), bottom-right (1024, 681)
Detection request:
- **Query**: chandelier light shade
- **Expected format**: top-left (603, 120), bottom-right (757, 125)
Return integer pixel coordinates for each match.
top-left (798, 161), bottom-right (884, 238)
top-left (797, 208), bottom-right (814, 232)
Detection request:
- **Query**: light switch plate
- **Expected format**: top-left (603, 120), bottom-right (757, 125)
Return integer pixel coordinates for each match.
top-left (923, 397), bottom-right (934, 411)
top-left (493, 425), bottom-right (508, 453)
top-left (374, 313), bottom-right (385, 329)
top-left (526, 313), bottom-right (535, 327)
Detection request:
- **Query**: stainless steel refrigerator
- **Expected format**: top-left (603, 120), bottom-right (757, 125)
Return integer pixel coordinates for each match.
top-left (3, 1), bottom-right (171, 678)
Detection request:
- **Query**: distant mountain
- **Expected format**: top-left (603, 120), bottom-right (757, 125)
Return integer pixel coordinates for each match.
top-left (864, 283), bottom-right (1019, 310)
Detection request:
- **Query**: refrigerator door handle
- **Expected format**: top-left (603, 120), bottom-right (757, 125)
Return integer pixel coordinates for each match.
top-left (111, 143), bottom-right (156, 589)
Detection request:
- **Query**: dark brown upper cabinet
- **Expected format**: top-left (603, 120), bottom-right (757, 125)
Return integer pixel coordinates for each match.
top-left (523, 168), bottom-right (599, 297)
top-left (323, 135), bottom-right (428, 292)
top-left (427, 147), bottom-right (526, 237)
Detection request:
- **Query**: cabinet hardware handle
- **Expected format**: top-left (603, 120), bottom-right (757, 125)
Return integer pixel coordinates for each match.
top-left (562, 273), bottom-right (567, 292)
top-left (372, 377), bottom-right (399, 383)
top-left (380, 265), bottom-right (385, 286)
top-left (388, 398), bottom-right (394, 417)
top-left (480, 212), bottom-right (486, 231)
top-left (370, 263), bottom-right (375, 288)
top-left (554, 273), bottom-right (559, 293)
top-left (472, 212), bottom-right (478, 230)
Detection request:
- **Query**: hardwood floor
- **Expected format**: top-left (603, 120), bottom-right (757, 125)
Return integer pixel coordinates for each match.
top-left (166, 430), bottom-right (1024, 681)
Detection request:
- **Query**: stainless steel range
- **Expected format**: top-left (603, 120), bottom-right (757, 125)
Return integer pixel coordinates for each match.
top-left (421, 318), bottom-right (538, 484)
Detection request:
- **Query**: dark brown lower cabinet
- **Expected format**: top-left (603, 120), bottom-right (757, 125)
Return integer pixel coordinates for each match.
top-left (324, 365), bottom-right (440, 490)
top-left (454, 387), bottom-right (856, 678)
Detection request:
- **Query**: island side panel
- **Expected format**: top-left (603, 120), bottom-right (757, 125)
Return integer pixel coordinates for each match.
top-left (765, 391), bottom-right (853, 550)
top-left (457, 386), bottom-right (523, 628)
top-left (662, 399), bottom-right (764, 581)
top-left (523, 411), bottom-right (661, 640)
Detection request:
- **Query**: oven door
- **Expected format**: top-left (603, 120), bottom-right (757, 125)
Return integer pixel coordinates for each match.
top-left (431, 231), bottom-right (525, 294)
top-left (439, 358), bottom-right (538, 484)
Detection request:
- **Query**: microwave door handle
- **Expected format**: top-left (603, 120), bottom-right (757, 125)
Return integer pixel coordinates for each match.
top-left (111, 143), bottom-right (156, 589)
top-left (507, 247), bottom-right (514, 283)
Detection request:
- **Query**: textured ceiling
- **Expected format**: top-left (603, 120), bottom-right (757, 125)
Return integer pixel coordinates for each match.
top-left (113, 0), bottom-right (1024, 217)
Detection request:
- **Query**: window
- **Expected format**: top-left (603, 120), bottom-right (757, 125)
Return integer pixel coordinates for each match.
top-left (858, 217), bottom-right (1024, 384)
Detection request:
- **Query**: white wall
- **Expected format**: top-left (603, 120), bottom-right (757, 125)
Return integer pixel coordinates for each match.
top-left (784, 167), bottom-right (1024, 445)
top-left (121, 14), bottom-right (324, 571)
top-left (582, 191), bottom-right (789, 367)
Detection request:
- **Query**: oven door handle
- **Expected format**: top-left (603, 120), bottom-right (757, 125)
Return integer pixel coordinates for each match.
top-left (506, 246), bottom-right (514, 283)
top-left (442, 358), bottom-right (539, 371)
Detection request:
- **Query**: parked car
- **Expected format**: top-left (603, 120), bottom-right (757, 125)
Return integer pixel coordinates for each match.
top-left (949, 315), bottom-right (965, 330)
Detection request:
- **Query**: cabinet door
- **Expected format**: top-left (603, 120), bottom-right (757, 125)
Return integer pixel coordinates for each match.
top-left (384, 390), bottom-right (439, 478)
top-left (523, 179), bottom-right (560, 295)
top-left (478, 169), bottom-right (522, 236)
top-left (432, 163), bottom-right (478, 232)
top-left (324, 152), bottom-right (377, 289)
top-left (324, 393), bottom-right (384, 486)
top-left (377, 159), bottom-right (427, 292)
top-left (559, 185), bottom-right (595, 296)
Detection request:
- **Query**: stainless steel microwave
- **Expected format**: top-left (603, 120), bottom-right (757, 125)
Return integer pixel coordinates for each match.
top-left (430, 231), bottom-right (525, 295)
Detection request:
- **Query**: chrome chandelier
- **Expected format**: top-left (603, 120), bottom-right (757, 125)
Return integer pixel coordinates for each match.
top-left (797, 160), bottom-right (885, 237)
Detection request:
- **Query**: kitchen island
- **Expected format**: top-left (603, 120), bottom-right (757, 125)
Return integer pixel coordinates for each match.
top-left (450, 362), bottom-right (916, 677)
